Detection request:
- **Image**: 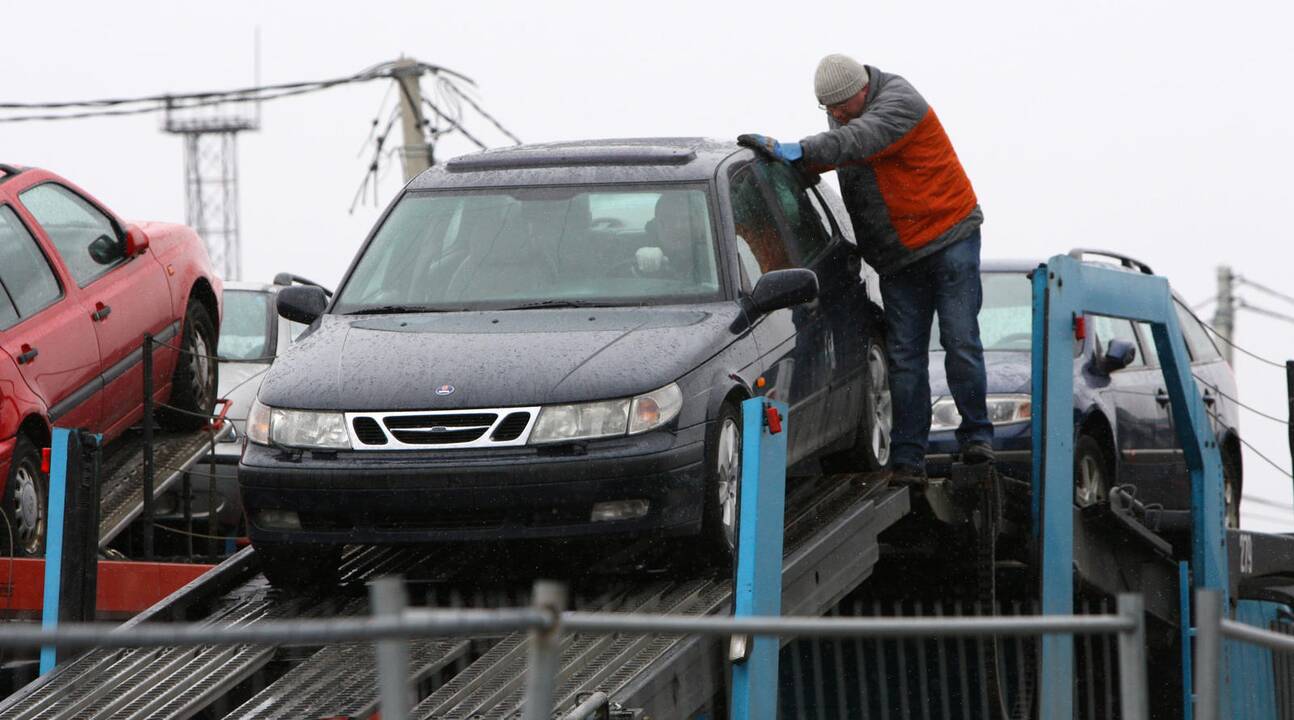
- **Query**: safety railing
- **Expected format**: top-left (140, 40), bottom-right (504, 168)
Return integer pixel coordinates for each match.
top-left (13, 577), bottom-right (1151, 720)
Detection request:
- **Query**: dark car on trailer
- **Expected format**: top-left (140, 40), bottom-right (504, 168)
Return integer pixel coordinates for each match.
top-left (923, 252), bottom-right (1243, 526)
top-left (238, 139), bottom-right (892, 586)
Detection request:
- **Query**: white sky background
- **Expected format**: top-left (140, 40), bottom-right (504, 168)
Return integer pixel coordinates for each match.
top-left (3, 0), bottom-right (1292, 529)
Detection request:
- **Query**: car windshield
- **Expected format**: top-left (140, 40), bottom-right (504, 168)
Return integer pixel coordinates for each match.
top-left (333, 185), bottom-right (721, 313)
top-left (219, 289), bottom-right (274, 361)
top-left (930, 271), bottom-right (1033, 351)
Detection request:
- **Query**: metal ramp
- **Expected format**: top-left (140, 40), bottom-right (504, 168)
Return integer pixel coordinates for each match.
top-left (0, 476), bottom-right (907, 719)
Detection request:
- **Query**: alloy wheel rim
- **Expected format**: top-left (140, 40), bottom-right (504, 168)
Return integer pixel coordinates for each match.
top-left (1076, 454), bottom-right (1102, 506)
top-left (716, 417), bottom-right (741, 551)
top-left (13, 463), bottom-right (43, 554)
top-left (189, 327), bottom-right (213, 407)
top-left (868, 344), bottom-right (892, 466)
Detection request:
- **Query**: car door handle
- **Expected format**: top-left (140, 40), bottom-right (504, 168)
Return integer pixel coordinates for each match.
top-left (90, 302), bottom-right (112, 322)
top-left (1155, 388), bottom-right (1171, 407)
top-left (17, 344), bottom-right (37, 365)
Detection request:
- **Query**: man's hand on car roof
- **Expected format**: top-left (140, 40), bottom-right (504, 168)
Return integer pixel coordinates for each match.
top-left (737, 134), bottom-right (803, 163)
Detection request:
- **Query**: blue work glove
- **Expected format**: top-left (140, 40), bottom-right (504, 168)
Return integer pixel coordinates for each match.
top-left (737, 134), bottom-right (803, 163)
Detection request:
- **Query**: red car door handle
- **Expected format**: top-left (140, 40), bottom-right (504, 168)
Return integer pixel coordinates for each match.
top-left (90, 302), bottom-right (112, 322)
top-left (17, 345), bottom-right (38, 364)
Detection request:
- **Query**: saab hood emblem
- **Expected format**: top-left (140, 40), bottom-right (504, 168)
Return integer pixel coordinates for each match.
top-left (435, 384), bottom-right (455, 396)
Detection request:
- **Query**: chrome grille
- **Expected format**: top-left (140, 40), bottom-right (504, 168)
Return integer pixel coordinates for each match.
top-left (344, 407), bottom-right (539, 450)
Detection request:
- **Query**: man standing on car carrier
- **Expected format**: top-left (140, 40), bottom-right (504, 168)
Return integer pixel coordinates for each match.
top-left (740, 53), bottom-right (992, 483)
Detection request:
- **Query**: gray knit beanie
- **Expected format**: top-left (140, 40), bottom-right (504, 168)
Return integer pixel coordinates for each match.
top-left (814, 54), bottom-right (869, 106)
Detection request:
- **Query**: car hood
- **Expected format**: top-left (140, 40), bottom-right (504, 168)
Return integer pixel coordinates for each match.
top-left (257, 304), bottom-right (745, 411)
top-left (930, 350), bottom-right (1031, 397)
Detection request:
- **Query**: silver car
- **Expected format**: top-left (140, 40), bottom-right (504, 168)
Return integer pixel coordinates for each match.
top-left (158, 276), bottom-right (317, 530)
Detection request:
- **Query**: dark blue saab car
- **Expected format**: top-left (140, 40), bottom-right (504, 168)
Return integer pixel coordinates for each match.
top-left (925, 253), bottom-right (1243, 526)
top-left (239, 139), bottom-right (891, 586)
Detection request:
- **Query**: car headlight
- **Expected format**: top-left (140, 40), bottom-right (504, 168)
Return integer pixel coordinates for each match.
top-left (245, 398), bottom-right (352, 449)
top-left (530, 382), bottom-right (683, 444)
top-left (930, 393), bottom-right (1031, 432)
top-left (629, 383), bottom-right (683, 435)
top-left (246, 399), bottom-right (271, 445)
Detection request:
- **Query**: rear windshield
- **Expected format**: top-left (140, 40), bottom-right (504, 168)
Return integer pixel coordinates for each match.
top-left (219, 290), bottom-right (274, 361)
top-left (334, 185), bottom-right (721, 313)
top-left (930, 271), bottom-right (1033, 351)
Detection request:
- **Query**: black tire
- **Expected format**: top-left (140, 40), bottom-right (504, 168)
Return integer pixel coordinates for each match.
top-left (255, 542), bottom-right (342, 590)
top-left (1073, 434), bottom-right (1110, 508)
top-left (701, 402), bottom-right (743, 563)
top-left (822, 336), bottom-right (891, 473)
top-left (1224, 450), bottom-right (1242, 529)
top-left (2, 435), bottom-right (47, 557)
top-left (157, 300), bottom-right (218, 431)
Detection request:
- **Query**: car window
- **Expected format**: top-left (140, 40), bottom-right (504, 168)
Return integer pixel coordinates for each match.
top-left (0, 286), bottom-right (15, 330)
top-left (1093, 316), bottom-right (1147, 367)
top-left (930, 271), bottom-right (1033, 351)
top-left (762, 162), bottom-right (831, 265)
top-left (728, 166), bottom-right (790, 289)
top-left (1175, 301), bottom-right (1222, 362)
top-left (0, 205), bottom-right (62, 326)
top-left (335, 184), bottom-right (721, 312)
top-left (288, 319), bottom-right (309, 341)
top-left (18, 183), bottom-right (122, 287)
top-left (219, 290), bottom-right (275, 361)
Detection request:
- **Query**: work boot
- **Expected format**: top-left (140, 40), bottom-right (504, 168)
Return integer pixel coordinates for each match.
top-left (960, 441), bottom-right (996, 465)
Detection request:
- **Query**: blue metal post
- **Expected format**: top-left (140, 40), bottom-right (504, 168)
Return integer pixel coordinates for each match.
top-left (40, 427), bottom-right (72, 675)
top-left (1035, 260), bottom-right (1078, 719)
top-left (1034, 255), bottom-right (1230, 714)
top-left (1180, 561), bottom-right (1194, 720)
top-left (730, 397), bottom-right (788, 720)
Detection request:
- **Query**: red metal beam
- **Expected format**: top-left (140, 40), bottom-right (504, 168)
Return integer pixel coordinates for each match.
top-left (0, 558), bottom-right (213, 614)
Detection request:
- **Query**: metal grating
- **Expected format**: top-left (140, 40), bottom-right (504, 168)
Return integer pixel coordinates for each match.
top-left (352, 416), bottom-right (387, 445)
top-left (491, 411), bottom-right (532, 442)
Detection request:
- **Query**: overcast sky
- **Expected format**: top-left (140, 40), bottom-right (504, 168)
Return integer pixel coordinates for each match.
top-left (4, 0), bottom-right (1292, 529)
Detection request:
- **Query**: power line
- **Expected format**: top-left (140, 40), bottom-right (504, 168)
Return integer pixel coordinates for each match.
top-left (1209, 409), bottom-right (1293, 480)
top-left (1196, 377), bottom-right (1290, 426)
top-left (443, 77), bottom-right (523, 145)
top-left (1237, 299), bottom-right (1294, 325)
top-left (1185, 305), bottom-right (1289, 370)
top-left (1239, 276), bottom-right (1294, 308)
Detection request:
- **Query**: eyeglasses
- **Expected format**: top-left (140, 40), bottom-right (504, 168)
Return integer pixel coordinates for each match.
top-left (817, 85), bottom-right (868, 113)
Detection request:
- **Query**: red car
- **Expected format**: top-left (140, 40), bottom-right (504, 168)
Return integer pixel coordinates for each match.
top-left (0, 164), bottom-right (222, 556)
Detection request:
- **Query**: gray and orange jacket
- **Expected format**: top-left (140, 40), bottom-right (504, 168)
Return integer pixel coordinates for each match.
top-left (799, 66), bottom-right (982, 276)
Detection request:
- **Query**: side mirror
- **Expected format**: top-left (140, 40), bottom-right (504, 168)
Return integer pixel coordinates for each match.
top-left (277, 285), bottom-right (328, 325)
top-left (87, 234), bottom-right (122, 266)
top-left (1102, 338), bottom-right (1137, 373)
top-left (750, 268), bottom-right (819, 315)
top-left (124, 225), bottom-right (150, 256)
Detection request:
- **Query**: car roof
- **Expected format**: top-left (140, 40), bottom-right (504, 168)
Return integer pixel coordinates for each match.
top-left (410, 138), bottom-right (746, 189)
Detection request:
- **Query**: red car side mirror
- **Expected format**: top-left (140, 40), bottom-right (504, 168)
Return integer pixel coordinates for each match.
top-left (124, 225), bottom-right (150, 256)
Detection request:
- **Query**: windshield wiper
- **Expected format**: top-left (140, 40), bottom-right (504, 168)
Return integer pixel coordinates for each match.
top-left (346, 304), bottom-right (461, 315)
top-left (500, 300), bottom-right (614, 310)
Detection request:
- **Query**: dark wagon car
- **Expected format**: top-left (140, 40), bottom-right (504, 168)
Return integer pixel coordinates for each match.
top-left (239, 139), bottom-right (891, 585)
top-left (924, 254), bottom-right (1243, 526)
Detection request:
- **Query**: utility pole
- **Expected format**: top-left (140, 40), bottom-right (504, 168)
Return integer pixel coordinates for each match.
top-left (1212, 265), bottom-right (1236, 364)
top-left (393, 58), bottom-right (432, 182)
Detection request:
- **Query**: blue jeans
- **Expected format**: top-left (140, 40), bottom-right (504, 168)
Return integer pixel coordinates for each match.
top-left (879, 230), bottom-right (992, 467)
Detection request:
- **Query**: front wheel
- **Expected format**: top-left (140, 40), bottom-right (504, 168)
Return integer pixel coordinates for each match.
top-left (157, 300), bottom-right (218, 431)
top-left (2, 435), bottom-right (47, 556)
top-left (1073, 434), bottom-right (1110, 508)
top-left (822, 337), bottom-right (891, 473)
top-left (255, 543), bottom-right (342, 590)
top-left (702, 403), bottom-right (742, 563)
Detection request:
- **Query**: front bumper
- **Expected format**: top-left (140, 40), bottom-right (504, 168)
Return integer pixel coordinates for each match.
top-left (238, 423), bottom-right (708, 545)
